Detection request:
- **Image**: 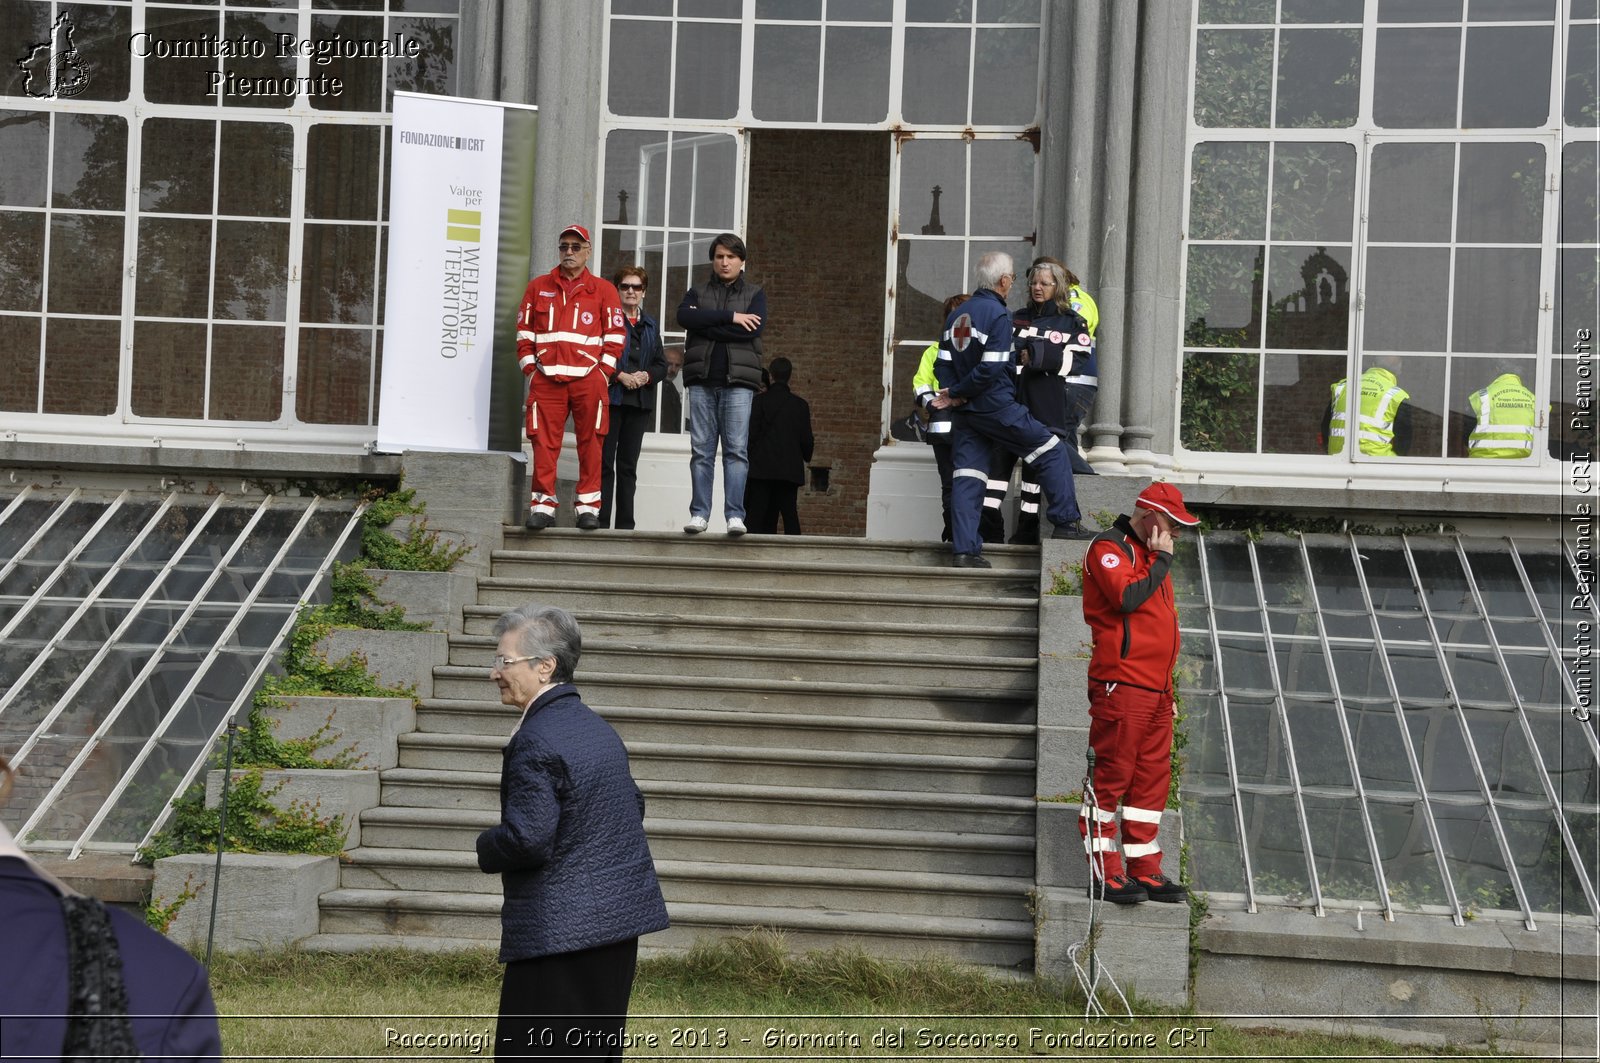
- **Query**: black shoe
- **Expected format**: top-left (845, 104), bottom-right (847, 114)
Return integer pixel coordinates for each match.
top-left (1132, 872), bottom-right (1188, 903)
top-left (1088, 873), bottom-right (1149, 905)
top-left (950, 553), bottom-right (992, 569)
top-left (1008, 518), bottom-right (1040, 546)
top-left (1051, 521), bottom-right (1096, 540)
top-left (524, 510), bottom-right (553, 531)
top-left (576, 512), bottom-right (599, 530)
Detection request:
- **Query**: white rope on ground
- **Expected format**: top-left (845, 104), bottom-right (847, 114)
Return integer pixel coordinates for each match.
top-left (1064, 750), bottom-right (1132, 1023)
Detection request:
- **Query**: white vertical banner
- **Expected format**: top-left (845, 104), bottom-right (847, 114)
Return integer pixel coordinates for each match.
top-left (377, 92), bottom-right (536, 453)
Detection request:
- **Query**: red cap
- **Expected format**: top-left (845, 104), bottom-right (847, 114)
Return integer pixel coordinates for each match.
top-left (558, 224), bottom-right (591, 244)
top-left (1135, 482), bottom-right (1199, 526)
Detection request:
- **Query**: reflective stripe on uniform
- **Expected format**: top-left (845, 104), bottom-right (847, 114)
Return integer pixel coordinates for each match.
top-left (1121, 805), bottom-right (1163, 825)
top-left (1063, 374), bottom-right (1098, 386)
top-left (1022, 434), bottom-right (1060, 465)
top-left (1080, 804), bottom-right (1117, 824)
top-left (1122, 841), bottom-right (1161, 858)
top-left (954, 467), bottom-right (987, 480)
top-left (1083, 836), bottom-right (1118, 853)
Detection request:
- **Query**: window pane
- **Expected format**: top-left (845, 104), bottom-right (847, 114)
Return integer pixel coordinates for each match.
top-left (1275, 28), bottom-right (1360, 128)
top-left (142, 7), bottom-right (222, 106)
top-left (389, 17), bottom-right (456, 102)
top-left (297, 327), bottom-right (373, 424)
top-left (969, 140), bottom-right (1033, 235)
top-left (895, 239), bottom-right (965, 342)
top-left (1562, 142), bottom-right (1600, 243)
top-left (0, 212), bottom-right (44, 311)
top-left (44, 318), bottom-right (119, 415)
top-left (219, 122), bottom-right (292, 218)
top-left (1305, 795), bottom-right (1383, 904)
top-left (131, 321), bottom-right (206, 419)
top-left (604, 130), bottom-right (669, 230)
top-left (753, 24), bottom-right (819, 122)
top-left (214, 221), bottom-right (289, 321)
top-left (608, 20), bottom-right (670, 117)
top-left (1186, 793), bottom-right (1248, 895)
top-left (1451, 357), bottom-right (1537, 456)
top-left (1470, 0), bottom-right (1556, 16)
top-left (822, 27), bottom-right (890, 123)
top-left (1194, 29), bottom-right (1273, 127)
top-left (1, 2), bottom-right (51, 98)
top-left (1371, 353), bottom-right (1447, 457)
top-left (1363, 247), bottom-right (1449, 352)
top-left (309, 15), bottom-right (385, 112)
top-left (1379, 0), bottom-right (1464, 20)
top-left (301, 224), bottom-right (377, 324)
top-left (1272, 143), bottom-right (1356, 243)
top-left (141, 119), bottom-right (215, 214)
top-left (1456, 143), bottom-right (1545, 244)
top-left (1265, 355), bottom-right (1347, 455)
top-left (978, 0), bottom-right (1039, 21)
top-left (908, 0), bottom-right (971, 18)
top-left (1462, 26), bottom-right (1552, 127)
top-left (756, 0), bottom-right (820, 16)
top-left (1368, 143), bottom-right (1455, 243)
top-left (307, 124), bottom-right (381, 221)
top-left (0, 316), bottom-right (42, 412)
top-left (902, 28), bottom-right (969, 124)
top-left (136, 217), bottom-right (212, 319)
top-left (971, 27), bottom-right (1038, 126)
top-left (210, 324), bottom-right (284, 421)
top-left (900, 140), bottom-right (967, 236)
top-left (1266, 245), bottom-right (1351, 350)
top-left (49, 214), bottom-right (124, 316)
top-left (1283, 0), bottom-right (1363, 20)
top-left (674, 22), bottom-right (740, 120)
top-left (1198, 0), bottom-right (1274, 22)
top-left (1288, 702), bottom-right (1356, 788)
top-left (1453, 248), bottom-right (1540, 353)
top-left (1374, 27), bottom-right (1461, 128)
top-left (1556, 247), bottom-right (1599, 348)
top-left (0, 111), bottom-right (48, 207)
top-left (1182, 351), bottom-right (1261, 451)
top-left (222, 11), bottom-right (297, 110)
top-left (1191, 142), bottom-right (1268, 241)
top-left (687, 135), bottom-right (737, 232)
top-left (1241, 791), bottom-right (1312, 898)
top-left (1567, 21), bottom-right (1600, 127)
top-left (1185, 244), bottom-right (1262, 348)
top-left (53, 115), bottom-right (125, 212)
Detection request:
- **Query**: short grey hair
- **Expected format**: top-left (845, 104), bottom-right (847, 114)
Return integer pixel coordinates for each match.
top-left (975, 251), bottom-right (1014, 291)
top-left (492, 604), bottom-right (582, 683)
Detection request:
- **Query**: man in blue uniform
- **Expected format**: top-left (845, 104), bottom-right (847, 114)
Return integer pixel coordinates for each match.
top-left (932, 252), bottom-right (1094, 568)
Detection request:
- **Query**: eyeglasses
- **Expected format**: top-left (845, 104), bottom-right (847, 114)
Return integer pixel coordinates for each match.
top-left (493, 654), bottom-right (542, 670)
top-left (558, 242), bottom-right (587, 252)
top-left (618, 282), bottom-right (645, 291)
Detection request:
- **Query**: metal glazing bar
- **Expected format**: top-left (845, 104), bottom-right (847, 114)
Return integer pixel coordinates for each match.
top-left (1296, 535), bottom-right (1393, 921)
top-left (1399, 534), bottom-right (1536, 930)
top-left (133, 501), bottom-right (369, 855)
top-left (0, 493), bottom-right (173, 725)
top-left (1511, 540), bottom-right (1599, 757)
top-left (14, 495), bottom-right (274, 840)
top-left (6, 494), bottom-right (227, 765)
top-left (1246, 538), bottom-right (1324, 916)
top-left (1347, 532), bottom-right (1466, 926)
top-left (0, 488), bottom-right (83, 587)
top-left (0, 485), bottom-right (36, 537)
top-left (70, 498), bottom-right (327, 856)
top-left (0, 490), bottom-right (129, 645)
top-left (1455, 537), bottom-right (1599, 921)
top-left (1196, 532), bottom-right (1259, 913)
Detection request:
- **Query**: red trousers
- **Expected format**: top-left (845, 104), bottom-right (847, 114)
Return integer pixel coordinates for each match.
top-left (1078, 681), bottom-right (1174, 879)
top-left (526, 371), bottom-right (609, 518)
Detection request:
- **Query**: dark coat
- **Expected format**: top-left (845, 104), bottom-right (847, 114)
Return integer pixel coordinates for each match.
top-left (678, 274), bottom-right (767, 390)
top-left (476, 683), bottom-right (669, 962)
top-left (609, 310), bottom-right (670, 410)
top-left (748, 382), bottom-right (815, 485)
top-left (0, 856), bottom-right (222, 1061)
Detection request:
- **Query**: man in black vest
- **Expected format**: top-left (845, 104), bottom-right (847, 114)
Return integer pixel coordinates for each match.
top-left (677, 233), bottom-right (767, 536)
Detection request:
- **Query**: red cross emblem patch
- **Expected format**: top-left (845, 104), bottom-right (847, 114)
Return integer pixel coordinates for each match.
top-left (949, 313), bottom-right (974, 353)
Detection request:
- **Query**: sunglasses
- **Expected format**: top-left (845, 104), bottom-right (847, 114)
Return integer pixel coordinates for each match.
top-left (618, 282), bottom-right (645, 291)
top-left (558, 241), bottom-right (587, 252)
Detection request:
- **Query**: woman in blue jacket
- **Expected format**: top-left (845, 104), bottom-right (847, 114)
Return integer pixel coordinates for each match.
top-left (600, 266), bottom-right (670, 530)
top-left (479, 604), bottom-right (668, 1060)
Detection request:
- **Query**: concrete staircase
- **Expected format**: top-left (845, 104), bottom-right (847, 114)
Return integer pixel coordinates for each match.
top-left (310, 529), bottom-right (1045, 968)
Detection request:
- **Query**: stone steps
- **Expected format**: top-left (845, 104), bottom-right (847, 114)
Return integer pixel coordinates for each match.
top-left (498, 528), bottom-right (1038, 570)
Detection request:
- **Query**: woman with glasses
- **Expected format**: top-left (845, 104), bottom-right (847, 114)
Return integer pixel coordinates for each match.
top-left (600, 266), bottom-right (670, 530)
top-left (480, 605), bottom-right (668, 1060)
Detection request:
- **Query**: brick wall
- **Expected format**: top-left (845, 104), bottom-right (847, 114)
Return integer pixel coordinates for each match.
top-left (745, 131), bottom-right (889, 537)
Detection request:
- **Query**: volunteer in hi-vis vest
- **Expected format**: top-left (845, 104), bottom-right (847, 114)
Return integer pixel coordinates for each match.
top-left (1462, 371), bottom-right (1536, 459)
top-left (1322, 360), bottom-right (1413, 457)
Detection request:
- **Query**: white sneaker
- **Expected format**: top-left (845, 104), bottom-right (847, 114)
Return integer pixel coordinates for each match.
top-left (684, 516), bottom-right (709, 534)
top-left (726, 517), bottom-right (747, 537)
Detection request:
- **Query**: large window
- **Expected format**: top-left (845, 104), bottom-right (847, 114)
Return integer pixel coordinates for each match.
top-left (0, 0), bottom-right (459, 446)
top-left (1180, 1), bottom-right (1597, 471)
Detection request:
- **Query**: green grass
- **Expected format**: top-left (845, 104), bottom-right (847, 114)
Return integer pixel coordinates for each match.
top-left (205, 931), bottom-right (1540, 1060)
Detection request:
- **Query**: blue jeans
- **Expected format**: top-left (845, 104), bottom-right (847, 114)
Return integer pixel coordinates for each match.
top-left (687, 384), bottom-right (753, 521)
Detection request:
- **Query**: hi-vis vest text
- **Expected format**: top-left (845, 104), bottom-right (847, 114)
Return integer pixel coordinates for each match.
top-left (1328, 368), bottom-right (1408, 456)
top-left (1467, 373), bottom-right (1536, 458)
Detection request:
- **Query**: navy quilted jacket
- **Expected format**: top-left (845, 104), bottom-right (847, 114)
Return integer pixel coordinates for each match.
top-left (476, 683), bottom-right (669, 961)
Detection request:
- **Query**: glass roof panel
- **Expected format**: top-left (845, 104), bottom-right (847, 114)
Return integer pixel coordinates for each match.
top-left (1227, 695), bottom-right (1295, 786)
top-left (1203, 536), bottom-right (1260, 608)
top-left (1370, 796), bottom-right (1451, 910)
top-left (1355, 542), bottom-right (1426, 613)
top-left (1285, 699), bottom-right (1355, 787)
top-left (1464, 547), bottom-right (1541, 619)
top-left (1434, 803), bottom-right (1519, 913)
top-left (1276, 639), bottom-right (1333, 694)
top-left (1330, 645), bottom-right (1393, 699)
top-left (1184, 692), bottom-right (1237, 787)
top-left (1220, 635), bottom-right (1276, 691)
top-left (1444, 648), bottom-right (1514, 704)
top-left (0, 500), bottom-right (57, 557)
top-left (1304, 794), bottom-right (1383, 903)
top-left (1387, 646), bottom-right (1450, 700)
top-left (1408, 544), bottom-right (1478, 615)
top-left (1302, 537), bottom-right (1365, 611)
top-left (1462, 707), bottom-right (1545, 797)
top-left (1504, 652), bottom-right (1570, 708)
top-left (1241, 791), bottom-right (1313, 902)
top-left (1252, 539), bottom-right (1310, 607)
top-left (1185, 792), bottom-right (1249, 894)
top-left (1407, 704), bottom-right (1483, 797)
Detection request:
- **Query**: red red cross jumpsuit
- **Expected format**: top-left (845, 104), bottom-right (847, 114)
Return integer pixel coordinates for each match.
top-left (1078, 513), bottom-right (1184, 881)
top-left (516, 267), bottom-right (624, 521)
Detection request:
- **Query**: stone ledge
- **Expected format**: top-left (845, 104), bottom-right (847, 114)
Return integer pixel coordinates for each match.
top-left (373, 569), bottom-right (476, 634)
top-left (205, 768), bottom-right (380, 849)
top-left (315, 629), bottom-right (447, 697)
top-left (1033, 884), bottom-right (1190, 1007)
top-left (153, 852), bottom-right (338, 950)
top-left (259, 694), bottom-right (416, 771)
top-left (0, 440), bottom-right (401, 481)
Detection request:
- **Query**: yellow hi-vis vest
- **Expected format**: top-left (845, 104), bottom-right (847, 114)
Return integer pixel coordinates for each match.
top-left (1467, 373), bottom-right (1535, 458)
top-left (1328, 367), bottom-right (1408, 456)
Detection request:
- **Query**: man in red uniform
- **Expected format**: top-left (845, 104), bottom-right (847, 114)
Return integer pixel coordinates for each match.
top-left (1078, 481), bottom-right (1199, 904)
top-left (516, 224), bottom-right (624, 530)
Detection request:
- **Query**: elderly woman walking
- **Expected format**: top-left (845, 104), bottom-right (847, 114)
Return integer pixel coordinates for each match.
top-left (477, 604), bottom-right (668, 1061)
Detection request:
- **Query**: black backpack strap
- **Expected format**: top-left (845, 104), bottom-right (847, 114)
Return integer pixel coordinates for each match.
top-left (60, 894), bottom-right (142, 1060)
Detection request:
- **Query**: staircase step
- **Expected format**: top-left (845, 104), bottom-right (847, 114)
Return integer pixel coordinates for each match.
top-left (499, 528), bottom-right (1040, 571)
top-left (319, 888), bottom-right (502, 940)
top-left (461, 607), bottom-right (1038, 656)
top-left (429, 670), bottom-right (1035, 722)
top-left (417, 701), bottom-right (1035, 760)
top-left (642, 819), bottom-right (1034, 878)
top-left (341, 847), bottom-right (501, 894)
top-left (356, 805), bottom-right (497, 851)
top-left (397, 735), bottom-right (1036, 796)
top-left (653, 860), bottom-right (1031, 921)
top-left (299, 933), bottom-right (496, 955)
